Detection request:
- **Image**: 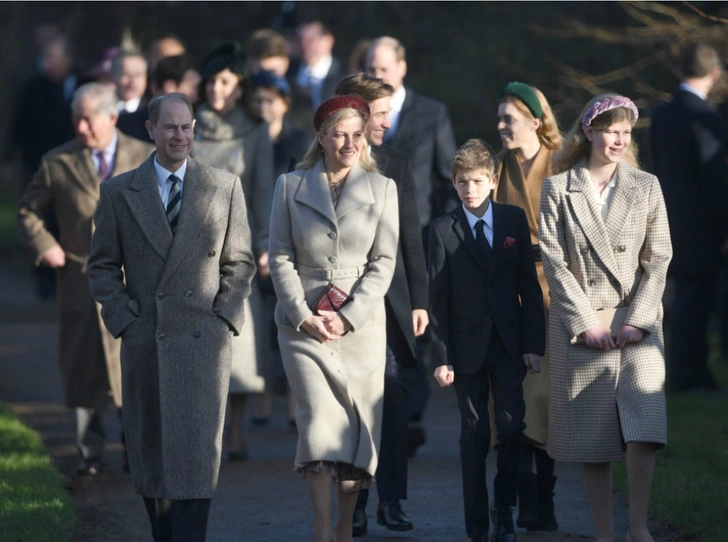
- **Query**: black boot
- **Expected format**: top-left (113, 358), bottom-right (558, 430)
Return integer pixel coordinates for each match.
top-left (377, 500), bottom-right (413, 531)
top-left (516, 472), bottom-right (538, 530)
top-left (352, 506), bottom-right (368, 537)
top-left (536, 476), bottom-right (558, 531)
top-left (490, 503), bottom-right (516, 542)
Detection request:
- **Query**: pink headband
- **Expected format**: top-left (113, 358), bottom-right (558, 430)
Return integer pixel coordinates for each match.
top-left (581, 96), bottom-right (639, 133)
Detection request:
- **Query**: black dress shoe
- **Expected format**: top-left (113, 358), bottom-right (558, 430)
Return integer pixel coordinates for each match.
top-left (468, 536), bottom-right (489, 542)
top-left (377, 500), bottom-right (413, 531)
top-left (490, 503), bottom-right (516, 542)
top-left (352, 507), bottom-right (367, 537)
top-left (78, 458), bottom-right (102, 476)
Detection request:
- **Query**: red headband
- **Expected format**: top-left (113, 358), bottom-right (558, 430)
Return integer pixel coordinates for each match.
top-left (313, 95), bottom-right (370, 132)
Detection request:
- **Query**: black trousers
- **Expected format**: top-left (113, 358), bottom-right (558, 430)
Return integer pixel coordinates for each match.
top-left (453, 331), bottom-right (526, 538)
top-left (357, 345), bottom-right (409, 509)
top-left (143, 497), bottom-right (211, 542)
top-left (669, 274), bottom-right (718, 391)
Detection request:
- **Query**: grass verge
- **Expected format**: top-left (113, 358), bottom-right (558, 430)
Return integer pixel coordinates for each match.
top-left (613, 345), bottom-right (728, 542)
top-left (0, 402), bottom-right (74, 542)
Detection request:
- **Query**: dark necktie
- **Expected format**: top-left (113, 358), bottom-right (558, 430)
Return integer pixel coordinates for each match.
top-left (475, 219), bottom-right (492, 260)
top-left (97, 151), bottom-right (110, 181)
top-left (166, 175), bottom-right (182, 234)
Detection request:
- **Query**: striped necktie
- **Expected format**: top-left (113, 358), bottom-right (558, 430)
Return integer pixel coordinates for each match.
top-left (166, 175), bottom-right (181, 234)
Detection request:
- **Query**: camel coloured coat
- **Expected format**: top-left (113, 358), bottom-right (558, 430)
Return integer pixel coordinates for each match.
top-left (269, 159), bottom-right (399, 477)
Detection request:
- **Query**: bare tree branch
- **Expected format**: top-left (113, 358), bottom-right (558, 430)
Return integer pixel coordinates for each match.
top-left (681, 1), bottom-right (728, 24)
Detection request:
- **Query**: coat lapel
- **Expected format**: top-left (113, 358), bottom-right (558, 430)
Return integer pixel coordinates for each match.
top-left (565, 163), bottom-right (621, 283)
top-left (123, 154), bottom-right (173, 260)
top-left (293, 159), bottom-right (338, 226)
top-left (335, 163), bottom-right (375, 219)
top-left (160, 157), bottom-right (219, 283)
top-left (112, 132), bottom-right (149, 177)
top-left (488, 202), bottom-right (507, 279)
top-left (58, 141), bottom-right (99, 199)
top-left (604, 161), bottom-right (637, 249)
top-left (451, 206), bottom-right (488, 275)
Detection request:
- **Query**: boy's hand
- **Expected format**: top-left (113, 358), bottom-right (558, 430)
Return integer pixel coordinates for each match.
top-left (434, 365), bottom-right (455, 387)
top-left (523, 353), bottom-right (541, 374)
top-left (412, 309), bottom-right (429, 337)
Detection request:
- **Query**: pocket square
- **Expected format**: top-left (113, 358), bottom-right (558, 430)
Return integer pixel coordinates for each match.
top-left (503, 236), bottom-right (517, 249)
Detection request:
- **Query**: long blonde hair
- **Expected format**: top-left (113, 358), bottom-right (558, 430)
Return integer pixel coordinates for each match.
top-left (499, 86), bottom-right (562, 151)
top-left (297, 109), bottom-right (377, 172)
top-left (554, 93), bottom-right (639, 174)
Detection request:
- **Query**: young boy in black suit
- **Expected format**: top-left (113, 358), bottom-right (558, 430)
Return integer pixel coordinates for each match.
top-left (428, 139), bottom-right (545, 542)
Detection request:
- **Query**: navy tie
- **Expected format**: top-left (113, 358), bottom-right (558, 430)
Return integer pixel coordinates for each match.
top-left (166, 175), bottom-right (181, 234)
top-left (475, 219), bottom-right (492, 261)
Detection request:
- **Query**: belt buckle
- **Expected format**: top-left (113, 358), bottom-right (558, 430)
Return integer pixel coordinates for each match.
top-left (324, 269), bottom-right (333, 281)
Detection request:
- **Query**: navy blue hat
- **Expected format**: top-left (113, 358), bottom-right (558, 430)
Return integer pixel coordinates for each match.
top-left (251, 70), bottom-right (291, 97)
top-left (199, 42), bottom-right (247, 79)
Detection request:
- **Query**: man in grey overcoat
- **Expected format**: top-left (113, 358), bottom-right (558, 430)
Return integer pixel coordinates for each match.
top-left (17, 82), bottom-right (153, 475)
top-left (87, 92), bottom-right (255, 541)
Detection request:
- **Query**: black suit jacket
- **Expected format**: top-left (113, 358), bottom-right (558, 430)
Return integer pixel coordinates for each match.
top-left (651, 89), bottom-right (728, 275)
top-left (286, 57), bottom-right (347, 138)
top-left (428, 202), bottom-right (545, 374)
top-left (373, 145), bottom-right (428, 366)
top-left (388, 89), bottom-right (458, 228)
top-left (117, 107), bottom-right (151, 143)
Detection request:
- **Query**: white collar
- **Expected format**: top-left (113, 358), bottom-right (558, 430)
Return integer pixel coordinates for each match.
top-left (679, 82), bottom-right (707, 101)
top-left (154, 154), bottom-right (187, 186)
top-left (390, 85), bottom-right (406, 113)
top-left (462, 200), bottom-right (493, 233)
top-left (119, 96), bottom-right (142, 113)
top-left (307, 55), bottom-right (333, 80)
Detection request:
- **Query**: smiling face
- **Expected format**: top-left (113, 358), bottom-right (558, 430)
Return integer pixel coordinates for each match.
top-left (116, 55), bottom-right (148, 102)
top-left (205, 68), bottom-right (243, 114)
top-left (146, 99), bottom-right (195, 171)
top-left (586, 119), bottom-right (633, 167)
top-left (497, 100), bottom-right (540, 152)
top-left (366, 45), bottom-right (406, 90)
top-left (367, 96), bottom-right (391, 146)
top-left (452, 168), bottom-right (498, 216)
top-left (255, 87), bottom-right (288, 124)
top-left (318, 115), bottom-right (365, 173)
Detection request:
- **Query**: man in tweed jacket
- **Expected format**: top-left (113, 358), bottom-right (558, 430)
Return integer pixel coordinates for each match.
top-left (87, 93), bottom-right (255, 541)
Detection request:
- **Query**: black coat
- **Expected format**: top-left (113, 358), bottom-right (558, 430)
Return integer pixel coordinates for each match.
top-left (428, 203), bottom-right (545, 374)
top-left (387, 89), bottom-right (458, 228)
top-left (373, 145), bottom-right (428, 366)
top-left (651, 89), bottom-right (728, 276)
top-left (274, 120), bottom-right (309, 178)
top-left (117, 107), bottom-right (151, 143)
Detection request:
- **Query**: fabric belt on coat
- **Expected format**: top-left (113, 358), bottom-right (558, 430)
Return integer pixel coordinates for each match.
top-left (532, 244), bottom-right (542, 262)
top-left (295, 263), bottom-right (368, 281)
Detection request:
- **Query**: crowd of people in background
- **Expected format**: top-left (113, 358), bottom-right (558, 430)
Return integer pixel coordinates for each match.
top-left (10, 14), bottom-right (728, 542)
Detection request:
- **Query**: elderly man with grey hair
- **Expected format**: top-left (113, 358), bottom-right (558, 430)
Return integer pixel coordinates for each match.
top-left (17, 82), bottom-right (153, 475)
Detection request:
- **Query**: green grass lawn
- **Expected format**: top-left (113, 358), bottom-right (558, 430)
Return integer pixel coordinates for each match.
top-left (0, 403), bottom-right (74, 542)
top-left (613, 341), bottom-right (728, 542)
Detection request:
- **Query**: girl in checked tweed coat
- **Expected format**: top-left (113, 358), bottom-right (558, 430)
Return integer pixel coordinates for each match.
top-left (538, 94), bottom-right (672, 542)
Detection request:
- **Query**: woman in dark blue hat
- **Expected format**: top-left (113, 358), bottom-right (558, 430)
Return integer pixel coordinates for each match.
top-left (192, 42), bottom-right (275, 461)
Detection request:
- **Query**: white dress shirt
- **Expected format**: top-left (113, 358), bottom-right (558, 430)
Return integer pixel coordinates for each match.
top-left (386, 85), bottom-right (406, 140)
top-left (463, 201), bottom-right (494, 247)
top-left (119, 97), bottom-right (142, 113)
top-left (586, 171), bottom-right (617, 221)
top-left (297, 55), bottom-right (333, 109)
top-left (154, 155), bottom-right (188, 208)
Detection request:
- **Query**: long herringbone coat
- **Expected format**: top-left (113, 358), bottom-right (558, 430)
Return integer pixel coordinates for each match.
top-left (17, 132), bottom-right (153, 409)
top-left (538, 160), bottom-right (672, 463)
top-left (87, 154), bottom-right (256, 499)
top-left (269, 159), bottom-right (399, 477)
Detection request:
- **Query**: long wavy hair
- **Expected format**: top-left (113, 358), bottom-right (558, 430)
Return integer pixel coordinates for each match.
top-left (499, 86), bottom-right (562, 151)
top-left (297, 108), bottom-right (377, 172)
top-left (554, 93), bottom-right (639, 174)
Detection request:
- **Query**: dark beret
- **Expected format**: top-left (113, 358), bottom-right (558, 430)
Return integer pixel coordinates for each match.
top-left (314, 95), bottom-right (370, 132)
top-left (199, 42), bottom-right (247, 79)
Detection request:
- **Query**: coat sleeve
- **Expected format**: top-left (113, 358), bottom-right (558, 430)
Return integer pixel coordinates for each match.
top-left (624, 177), bottom-right (673, 331)
top-left (693, 112), bottom-right (728, 242)
top-left (427, 220), bottom-right (450, 368)
top-left (87, 182), bottom-right (138, 338)
top-left (212, 175), bottom-right (256, 335)
top-left (515, 208), bottom-right (546, 355)
top-left (269, 174), bottom-right (313, 330)
top-left (338, 178), bottom-right (399, 331)
top-left (250, 125), bottom-right (275, 256)
top-left (538, 177), bottom-right (600, 338)
top-left (398, 155), bottom-right (428, 310)
top-left (17, 158), bottom-right (59, 264)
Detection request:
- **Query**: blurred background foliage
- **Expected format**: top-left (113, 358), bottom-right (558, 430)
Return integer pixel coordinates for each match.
top-left (3, 1), bottom-right (728, 172)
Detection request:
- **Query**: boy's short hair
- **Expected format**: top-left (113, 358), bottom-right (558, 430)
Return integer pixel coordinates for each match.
top-left (451, 138), bottom-right (498, 178)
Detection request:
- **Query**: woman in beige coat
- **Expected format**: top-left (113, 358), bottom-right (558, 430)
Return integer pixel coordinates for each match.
top-left (269, 95), bottom-right (398, 542)
top-left (492, 82), bottom-right (562, 531)
top-left (539, 94), bottom-right (672, 542)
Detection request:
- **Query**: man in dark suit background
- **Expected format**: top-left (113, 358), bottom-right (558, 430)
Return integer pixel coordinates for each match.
top-left (651, 42), bottom-right (728, 392)
top-left (335, 73), bottom-right (429, 536)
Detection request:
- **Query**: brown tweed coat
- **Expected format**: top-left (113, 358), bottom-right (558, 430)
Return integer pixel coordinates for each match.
top-left (17, 132), bottom-right (153, 409)
top-left (269, 159), bottom-right (399, 477)
top-left (494, 146), bottom-right (555, 449)
top-left (539, 160), bottom-right (672, 463)
top-left (87, 154), bottom-right (256, 499)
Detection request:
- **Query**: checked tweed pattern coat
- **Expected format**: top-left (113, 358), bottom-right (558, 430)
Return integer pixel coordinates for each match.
top-left (538, 160), bottom-right (672, 462)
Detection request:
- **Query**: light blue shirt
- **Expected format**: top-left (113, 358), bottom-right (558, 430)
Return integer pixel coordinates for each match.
top-left (153, 155), bottom-right (187, 208)
top-left (90, 131), bottom-right (118, 177)
top-left (463, 201), bottom-right (494, 247)
top-left (679, 82), bottom-right (706, 101)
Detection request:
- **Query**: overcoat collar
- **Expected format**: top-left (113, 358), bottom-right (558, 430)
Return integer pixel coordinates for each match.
top-left (565, 160), bottom-right (637, 293)
top-left (294, 159), bottom-right (375, 226)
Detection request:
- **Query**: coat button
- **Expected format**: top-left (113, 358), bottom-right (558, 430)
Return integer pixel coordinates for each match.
top-left (588, 279), bottom-right (596, 287)
top-left (157, 292), bottom-right (166, 299)
top-left (208, 250), bottom-right (216, 257)
top-left (328, 256), bottom-right (337, 263)
top-left (618, 245), bottom-right (626, 252)
top-left (157, 332), bottom-right (165, 340)
top-left (328, 232), bottom-right (337, 239)
top-left (582, 247), bottom-right (590, 254)
top-left (193, 330), bottom-right (201, 338)
top-left (184, 290), bottom-right (193, 297)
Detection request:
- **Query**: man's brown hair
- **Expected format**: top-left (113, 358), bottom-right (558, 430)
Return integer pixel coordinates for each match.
top-left (247, 29), bottom-right (288, 60)
top-left (334, 73), bottom-right (394, 102)
top-left (679, 42), bottom-right (720, 79)
top-left (451, 139), bottom-right (498, 178)
top-left (147, 92), bottom-right (194, 125)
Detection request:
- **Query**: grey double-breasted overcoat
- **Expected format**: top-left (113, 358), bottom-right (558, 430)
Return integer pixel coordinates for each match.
top-left (87, 154), bottom-right (256, 499)
top-left (269, 159), bottom-right (399, 477)
top-left (539, 160), bottom-right (672, 463)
